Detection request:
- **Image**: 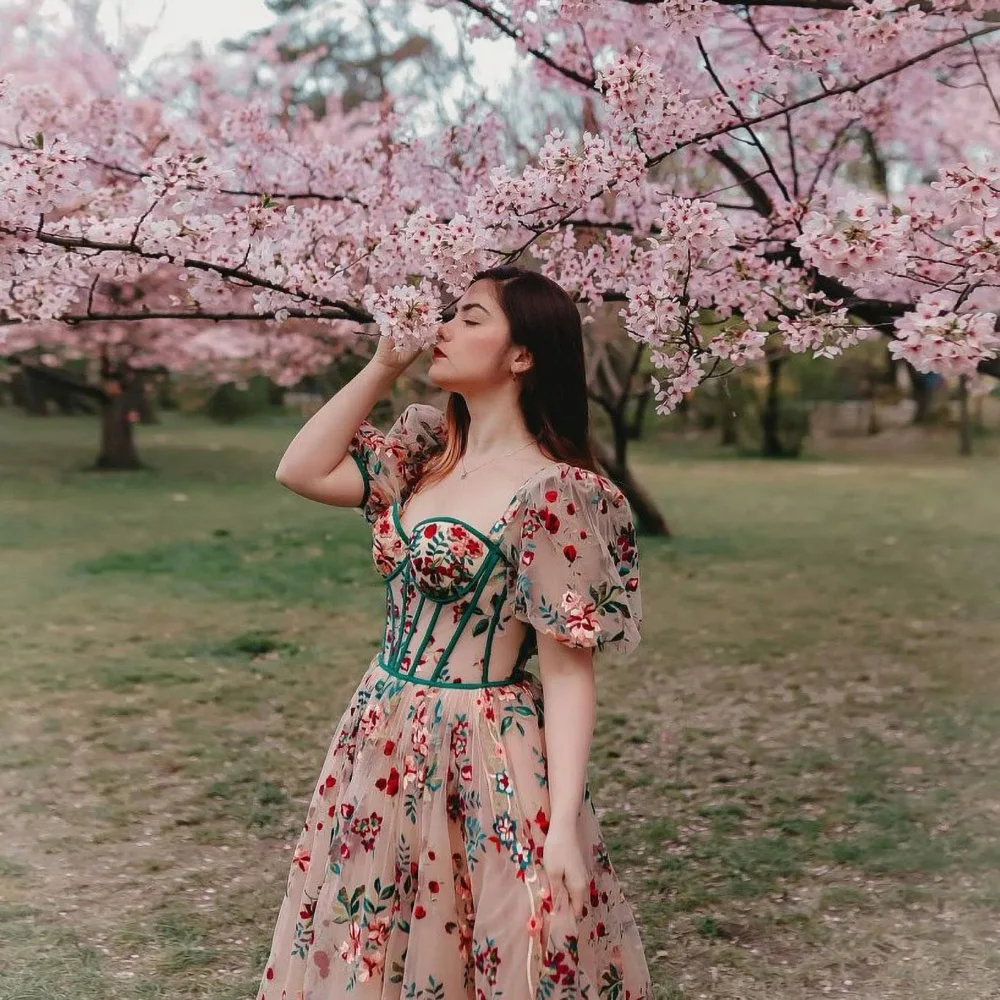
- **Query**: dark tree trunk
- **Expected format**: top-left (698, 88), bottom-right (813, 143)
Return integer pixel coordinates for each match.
top-left (98, 393), bottom-right (142, 469)
top-left (760, 356), bottom-right (786, 458)
top-left (268, 380), bottom-right (287, 407)
top-left (626, 387), bottom-right (652, 441)
top-left (905, 361), bottom-right (936, 425)
top-left (96, 353), bottom-right (145, 470)
top-left (9, 355), bottom-right (144, 469)
top-left (131, 371), bottom-right (159, 425)
top-left (958, 376), bottom-right (973, 457)
top-left (591, 433), bottom-right (671, 538)
top-left (11, 368), bottom-right (49, 415)
top-left (720, 389), bottom-right (738, 446)
top-left (865, 376), bottom-right (880, 436)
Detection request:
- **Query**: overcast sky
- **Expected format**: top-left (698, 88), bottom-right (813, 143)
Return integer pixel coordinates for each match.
top-left (97, 0), bottom-right (276, 65)
top-left (94, 0), bottom-right (515, 100)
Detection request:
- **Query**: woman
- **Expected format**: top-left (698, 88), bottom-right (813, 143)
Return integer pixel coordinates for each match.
top-left (263, 265), bottom-right (652, 999)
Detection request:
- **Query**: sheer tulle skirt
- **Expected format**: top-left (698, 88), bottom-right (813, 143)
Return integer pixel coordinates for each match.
top-left (258, 658), bottom-right (652, 999)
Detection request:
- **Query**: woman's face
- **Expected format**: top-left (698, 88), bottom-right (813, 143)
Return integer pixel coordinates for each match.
top-left (428, 279), bottom-right (529, 392)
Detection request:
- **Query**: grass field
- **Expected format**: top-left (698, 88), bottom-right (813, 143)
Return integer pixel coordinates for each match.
top-left (1, 409), bottom-right (999, 1000)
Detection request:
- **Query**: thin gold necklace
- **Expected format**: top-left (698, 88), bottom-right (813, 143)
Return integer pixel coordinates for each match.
top-left (460, 441), bottom-right (534, 480)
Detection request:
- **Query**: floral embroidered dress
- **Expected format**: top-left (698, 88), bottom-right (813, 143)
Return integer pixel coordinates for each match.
top-left (258, 403), bottom-right (652, 1000)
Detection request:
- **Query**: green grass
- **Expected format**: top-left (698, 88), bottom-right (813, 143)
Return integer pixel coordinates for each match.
top-left (1, 409), bottom-right (999, 999)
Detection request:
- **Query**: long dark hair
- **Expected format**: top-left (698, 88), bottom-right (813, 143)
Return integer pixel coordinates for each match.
top-left (420, 265), bottom-right (600, 490)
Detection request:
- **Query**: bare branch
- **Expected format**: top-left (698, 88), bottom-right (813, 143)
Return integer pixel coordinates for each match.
top-left (450, 0), bottom-right (597, 88)
top-left (696, 37), bottom-right (791, 206)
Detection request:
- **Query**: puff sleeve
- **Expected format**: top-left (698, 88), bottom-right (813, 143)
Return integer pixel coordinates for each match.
top-left (347, 402), bottom-right (447, 526)
top-left (512, 467), bottom-right (642, 657)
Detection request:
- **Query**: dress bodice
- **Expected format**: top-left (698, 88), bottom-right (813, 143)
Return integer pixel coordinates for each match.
top-left (348, 403), bottom-right (642, 688)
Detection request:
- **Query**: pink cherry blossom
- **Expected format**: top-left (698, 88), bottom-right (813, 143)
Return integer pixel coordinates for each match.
top-left (0, 0), bottom-right (998, 406)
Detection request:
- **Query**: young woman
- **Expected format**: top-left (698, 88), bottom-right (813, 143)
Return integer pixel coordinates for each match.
top-left (263, 266), bottom-right (652, 999)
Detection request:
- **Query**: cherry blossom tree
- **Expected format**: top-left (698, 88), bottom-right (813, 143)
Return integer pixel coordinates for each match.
top-left (2, 0), bottom-right (1000, 490)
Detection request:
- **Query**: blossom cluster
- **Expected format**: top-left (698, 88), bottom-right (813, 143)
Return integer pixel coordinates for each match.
top-left (1, 0), bottom-right (999, 402)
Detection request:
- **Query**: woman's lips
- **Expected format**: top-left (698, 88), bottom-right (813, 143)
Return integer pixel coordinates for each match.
top-left (433, 347), bottom-right (446, 358)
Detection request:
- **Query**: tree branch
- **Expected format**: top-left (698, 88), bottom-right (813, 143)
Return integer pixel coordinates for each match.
top-left (450, 0), bottom-right (597, 88)
top-left (2, 226), bottom-right (372, 324)
top-left (653, 26), bottom-right (1000, 168)
top-left (697, 37), bottom-right (790, 206)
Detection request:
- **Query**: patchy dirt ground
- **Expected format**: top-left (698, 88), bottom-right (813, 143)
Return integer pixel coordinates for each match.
top-left (2, 412), bottom-right (999, 1000)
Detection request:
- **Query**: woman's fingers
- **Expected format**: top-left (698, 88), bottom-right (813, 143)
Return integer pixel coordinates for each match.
top-left (567, 877), bottom-right (586, 920)
top-left (543, 862), bottom-right (586, 919)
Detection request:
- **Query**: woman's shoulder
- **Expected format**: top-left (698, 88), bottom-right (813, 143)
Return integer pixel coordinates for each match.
top-left (395, 401), bottom-right (447, 437)
top-left (521, 462), bottom-right (629, 514)
top-left (384, 403), bottom-right (448, 461)
top-left (496, 462), bottom-right (632, 558)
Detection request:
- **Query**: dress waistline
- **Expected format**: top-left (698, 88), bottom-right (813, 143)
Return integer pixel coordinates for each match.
top-left (375, 655), bottom-right (527, 690)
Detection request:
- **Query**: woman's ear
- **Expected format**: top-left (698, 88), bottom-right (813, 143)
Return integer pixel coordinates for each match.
top-left (511, 346), bottom-right (534, 376)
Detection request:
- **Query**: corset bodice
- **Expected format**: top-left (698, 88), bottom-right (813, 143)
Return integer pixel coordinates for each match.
top-left (370, 501), bottom-right (531, 687)
top-left (348, 403), bottom-right (642, 687)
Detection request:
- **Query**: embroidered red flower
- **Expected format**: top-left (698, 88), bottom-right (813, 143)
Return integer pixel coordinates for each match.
top-left (563, 544), bottom-right (577, 562)
top-left (375, 766), bottom-right (400, 796)
top-left (535, 807), bottom-right (550, 834)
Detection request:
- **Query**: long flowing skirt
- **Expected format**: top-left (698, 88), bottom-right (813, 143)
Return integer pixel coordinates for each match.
top-left (258, 657), bottom-right (653, 999)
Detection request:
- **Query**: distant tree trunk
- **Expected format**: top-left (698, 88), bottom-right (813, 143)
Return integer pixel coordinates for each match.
top-left (131, 370), bottom-right (159, 425)
top-left (761, 356), bottom-right (786, 458)
top-left (626, 387), bottom-right (652, 441)
top-left (906, 361), bottom-right (936, 425)
top-left (10, 355), bottom-right (142, 468)
top-left (865, 375), bottom-right (880, 436)
top-left (11, 367), bottom-right (49, 415)
top-left (97, 352), bottom-right (144, 470)
top-left (958, 375), bottom-right (973, 457)
top-left (719, 387), bottom-right (738, 446)
top-left (268, 380), bottom-right (287, 407)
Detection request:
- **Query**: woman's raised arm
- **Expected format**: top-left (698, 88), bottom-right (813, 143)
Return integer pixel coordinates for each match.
top-left (274, 336), bottom-right (420, 507)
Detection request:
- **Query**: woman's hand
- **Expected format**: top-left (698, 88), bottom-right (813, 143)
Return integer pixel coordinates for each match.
top-left (541, 824), bottom-right (589, 921)
top-left (370, 332), bottom-right (426, 378)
